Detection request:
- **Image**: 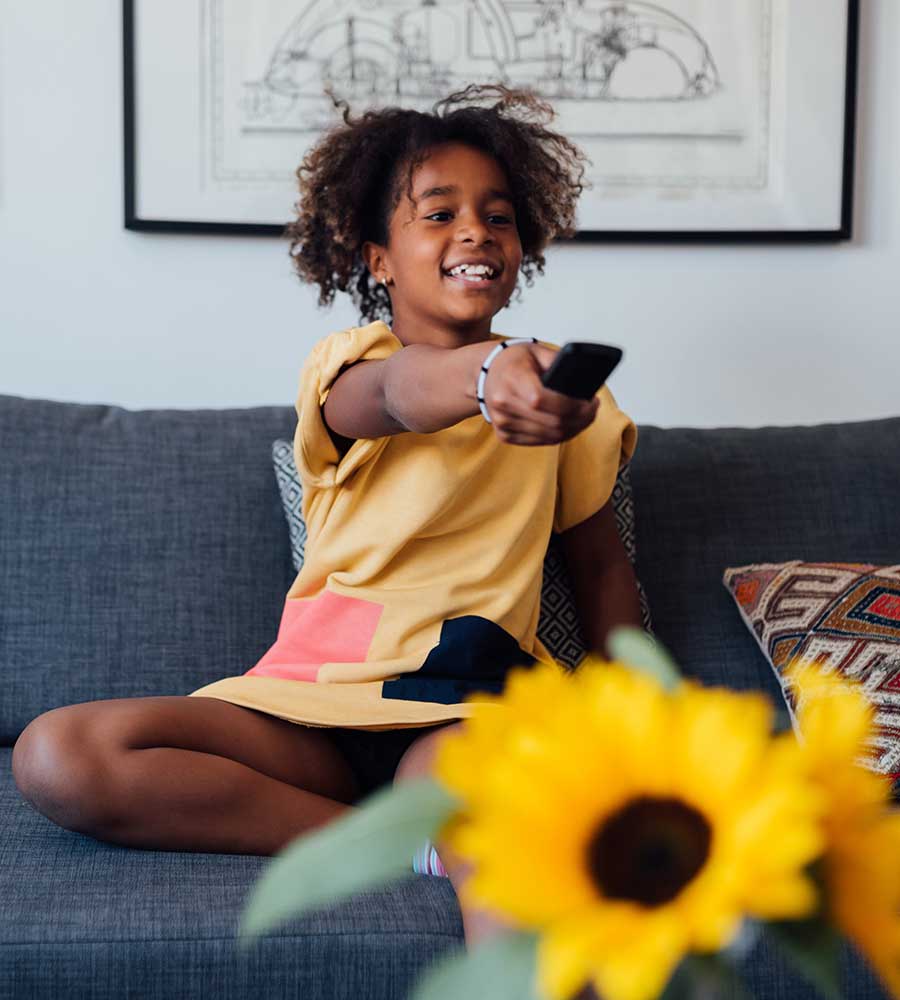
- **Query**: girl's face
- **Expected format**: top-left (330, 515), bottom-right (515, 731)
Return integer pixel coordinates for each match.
top-left (364, 142), bottom-right (523, 345)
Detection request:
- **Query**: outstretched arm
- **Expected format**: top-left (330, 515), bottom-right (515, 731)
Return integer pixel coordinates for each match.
top-left (322, 340), bottom-right (598, 444)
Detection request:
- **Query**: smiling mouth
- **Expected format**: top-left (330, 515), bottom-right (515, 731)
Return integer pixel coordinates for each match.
top-left (442, 268), bottom-right (502, 287)
top-left (444, 273), bottom-right (497, 288)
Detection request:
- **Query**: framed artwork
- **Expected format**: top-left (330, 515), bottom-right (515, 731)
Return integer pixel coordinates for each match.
top-left (124, 0), bottom-right (859, 241)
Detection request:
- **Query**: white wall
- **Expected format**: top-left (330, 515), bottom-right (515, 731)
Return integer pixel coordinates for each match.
top-left (0, 1), bottom-right (897, 428)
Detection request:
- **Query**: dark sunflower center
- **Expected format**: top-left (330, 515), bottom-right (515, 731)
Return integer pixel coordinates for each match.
top-left (586, 796), bottom-right (712, 906)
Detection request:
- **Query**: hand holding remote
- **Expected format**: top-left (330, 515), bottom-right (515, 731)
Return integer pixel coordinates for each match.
top-left (480, 342), bottom-right (599, 447)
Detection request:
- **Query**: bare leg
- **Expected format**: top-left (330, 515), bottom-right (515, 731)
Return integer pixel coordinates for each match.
top-left (12, 696), bottom-right (362, 856)
top-left (88, 745), bottom-right (354, 855)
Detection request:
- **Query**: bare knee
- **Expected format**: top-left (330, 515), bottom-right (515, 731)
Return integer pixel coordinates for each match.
top-left (12, 707), bottom-right (120, 835)
top-left (393, 722), bottom-right (463, 785)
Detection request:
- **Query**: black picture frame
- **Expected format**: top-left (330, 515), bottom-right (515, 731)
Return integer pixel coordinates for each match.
top-left (123, 0), bottom-right (859, 242)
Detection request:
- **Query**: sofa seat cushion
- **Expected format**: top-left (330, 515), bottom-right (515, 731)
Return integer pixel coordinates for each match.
top-left (3, 744), bottom-right (889, 1000)
top-left (0, 750), bottom-right (464, 1000)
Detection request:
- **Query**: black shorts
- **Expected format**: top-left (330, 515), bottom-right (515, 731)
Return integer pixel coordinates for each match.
top-left (322, 721), bottom-right (457, 801)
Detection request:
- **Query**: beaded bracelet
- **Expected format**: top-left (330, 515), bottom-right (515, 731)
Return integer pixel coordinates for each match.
top-left (476, 337), bottom-right (539, 424)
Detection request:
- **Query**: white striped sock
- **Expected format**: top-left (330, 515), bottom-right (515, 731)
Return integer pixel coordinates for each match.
top-left (412, 839), bottom-right (448, 877)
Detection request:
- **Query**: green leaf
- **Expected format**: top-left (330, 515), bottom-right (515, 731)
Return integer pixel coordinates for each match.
top-left (236, 777), bottom-right (458, 949)
top-left (767, 918), bottom-right (843, 1000)
top-left (410, 931), bottom-right (542, 1000)
top-left (606, 626), bottom-right (682, 690)
top-left (659, 953), bottom-right (756, 1000)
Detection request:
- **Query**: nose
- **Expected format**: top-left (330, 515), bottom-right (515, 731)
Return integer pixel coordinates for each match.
top-left (454, 214), bottom-right (493, 245)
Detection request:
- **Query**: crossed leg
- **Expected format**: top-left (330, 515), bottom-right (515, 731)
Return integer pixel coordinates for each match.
top-left (11, 695), bottom-right (361, 856)
top-left (13, 700), bottom-right (597, 987)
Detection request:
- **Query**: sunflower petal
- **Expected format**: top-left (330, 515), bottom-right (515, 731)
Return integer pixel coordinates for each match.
top-left (590, 910), bottom-right (687, 1000)
top-left (827, 810), bottom-right (900, 999)
top-left (537, 915), bottom-right (599, 1000)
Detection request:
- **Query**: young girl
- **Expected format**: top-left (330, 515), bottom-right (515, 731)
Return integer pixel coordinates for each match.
top-left (12, 84), bottom-right (640, 965)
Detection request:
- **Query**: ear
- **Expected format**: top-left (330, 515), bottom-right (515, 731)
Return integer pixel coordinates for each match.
top-left (362, 241), bottom-right (389, 285)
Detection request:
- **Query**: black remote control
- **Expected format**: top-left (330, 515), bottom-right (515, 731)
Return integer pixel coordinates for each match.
top-left (541, 342), bottom-right (623, 400)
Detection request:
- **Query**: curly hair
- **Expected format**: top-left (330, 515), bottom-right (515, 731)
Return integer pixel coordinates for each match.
top-left (284, 84), bottom-right (590, 324)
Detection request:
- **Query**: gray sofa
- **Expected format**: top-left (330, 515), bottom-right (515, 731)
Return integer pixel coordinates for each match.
top-left (1, 392), bottom-right (896, 1000)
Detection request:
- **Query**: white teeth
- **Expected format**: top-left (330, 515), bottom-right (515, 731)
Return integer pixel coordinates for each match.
top-left (448, 263), bottom-right (495, 278)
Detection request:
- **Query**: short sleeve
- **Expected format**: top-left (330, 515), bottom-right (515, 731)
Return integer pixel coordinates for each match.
top-left (553, 385), bottom-right (638, 534)
top-left (293, 321), bottom-right (403, 489)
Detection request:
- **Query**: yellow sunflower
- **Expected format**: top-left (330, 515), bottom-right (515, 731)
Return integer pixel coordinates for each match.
top-left (434, 658), bottom-right (824, 1000)
top-left (787, 662), bottom-right (900, 998)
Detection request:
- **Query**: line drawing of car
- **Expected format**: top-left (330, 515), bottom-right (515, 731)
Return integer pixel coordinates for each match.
top-left (239, 0), bottom-right (721, 128)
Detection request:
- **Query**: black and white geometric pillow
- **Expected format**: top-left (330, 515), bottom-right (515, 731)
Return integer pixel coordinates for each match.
top-left (272, 440), bottom-right (652, 670)
top-left (538, 465), bottom-right (653, 667)
top-left (272, 440), bottom-right (307, 568)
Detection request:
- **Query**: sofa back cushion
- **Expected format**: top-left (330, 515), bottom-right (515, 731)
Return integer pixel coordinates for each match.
top-left (0, 395), bottom-right (296, 744)
top-left (2, 393), bottom-right (898, 746)
top-left (629, 418), bottom-right (900, 707)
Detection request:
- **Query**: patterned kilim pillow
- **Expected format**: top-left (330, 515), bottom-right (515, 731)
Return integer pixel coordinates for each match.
top-left (272, 439), bottom-right (652, 669)
top-left (723, 561), bottom-right (900, 781)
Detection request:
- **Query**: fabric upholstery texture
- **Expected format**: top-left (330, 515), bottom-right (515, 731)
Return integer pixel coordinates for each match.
top-left (723, 561), bottom-right (900, 781)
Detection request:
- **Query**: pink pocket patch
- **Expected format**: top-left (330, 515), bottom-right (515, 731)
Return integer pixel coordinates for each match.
top-left (247, 590), bottom-right (384, 681)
